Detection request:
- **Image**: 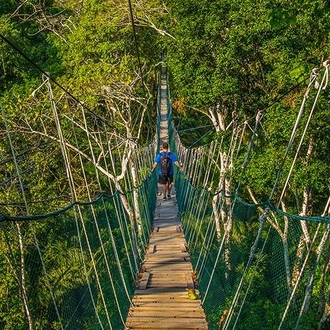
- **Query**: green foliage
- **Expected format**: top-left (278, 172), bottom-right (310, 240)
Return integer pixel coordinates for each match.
top-left (165, 0), bottom-right (330, 132)
top-left (1, 1), bottom-right (330, 329)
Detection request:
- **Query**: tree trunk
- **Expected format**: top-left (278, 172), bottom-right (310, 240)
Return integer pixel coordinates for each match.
top-left (212, 193), bottom-right (221, 238)
top-left (17, 223), bottom-right (33, 330)
top-left (130, 158), bottom-right (142, 236)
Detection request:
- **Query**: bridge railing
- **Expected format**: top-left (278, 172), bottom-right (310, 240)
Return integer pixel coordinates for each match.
top-left (166, 66), bottom-right (330, 329)
top-left (0, 177), bottom-right (157, 330)
top-left (0, 78), bottom-right (159, 330)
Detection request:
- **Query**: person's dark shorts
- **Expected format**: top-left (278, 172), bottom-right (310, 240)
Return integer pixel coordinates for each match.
top-left (158, 174), bottom-right (173, 184)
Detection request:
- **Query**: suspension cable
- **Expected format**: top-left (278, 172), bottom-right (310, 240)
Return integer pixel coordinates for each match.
top-left (72, 109), bottom-right (132, 323)
top-left (127, 0), bottom-right (144, 86)
top-left (0, 32), bottom-right (121, 135)
top-left (45, 80), bottom-right (111, 328)
top-left (2, 103), bottom-right (61, 330)
top-left (223, 209), bottom-right (269, 330)
top-left (201, 225), bottom-right (229, 305)
top-left (277, 62), bottom-right (329, 208)
top-left (268, 66), bottom-right (321, 203)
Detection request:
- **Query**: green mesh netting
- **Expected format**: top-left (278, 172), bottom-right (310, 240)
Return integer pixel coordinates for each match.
top-left (174, 174), bottom-right (330, 330)
top-left (0, 174), bottom-right (157, 330)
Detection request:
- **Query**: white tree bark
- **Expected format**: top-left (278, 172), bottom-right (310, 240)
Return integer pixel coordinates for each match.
top-left (17, 223), bottom-right (33, 330)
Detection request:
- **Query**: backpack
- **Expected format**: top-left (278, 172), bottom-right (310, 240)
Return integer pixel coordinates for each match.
top-left (160, 152), bottom-right (172, 175)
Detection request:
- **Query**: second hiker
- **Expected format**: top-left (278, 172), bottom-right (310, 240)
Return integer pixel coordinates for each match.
top-left (152, 142), bottom-right (182, 200)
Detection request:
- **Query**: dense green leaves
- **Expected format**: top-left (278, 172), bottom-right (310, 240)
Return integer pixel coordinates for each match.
top-left (1, 0), bottom-right (330, 329)
top-left (165, 0), bottom-right (330, 119)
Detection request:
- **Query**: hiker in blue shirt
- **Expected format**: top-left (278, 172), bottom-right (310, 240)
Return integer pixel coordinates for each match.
top-left (152, 142), bottom-right (182, 200)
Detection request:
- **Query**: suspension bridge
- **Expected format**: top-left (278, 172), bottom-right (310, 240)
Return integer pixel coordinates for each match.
top-left (125, 67), bottom-right (207, 329)
top-left (0, 63), bottom-right (330, 330)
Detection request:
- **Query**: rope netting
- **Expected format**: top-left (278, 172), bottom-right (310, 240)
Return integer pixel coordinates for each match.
top-left (0, 188), bottom-right (158, 329)
top-left (168, 63), bottom-right (330, 329)
top-left (0, 72), bottom-right (158, 329)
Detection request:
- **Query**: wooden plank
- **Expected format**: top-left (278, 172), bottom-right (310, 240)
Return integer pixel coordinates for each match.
top-left (125, 317), bottom-right (208, 329)
top-left (150, 231), bottom-right (183, 235)
top-left (145, 265), bottom-right (193, 271)
top-left (149, 272), bottom-right (186, 278)
top-left (134, 287), bottom-right (189, 295)
top-left (126, 316), bottom-right (207, 325)
top-left (127, 310), bottom-right (206, 318)
top-left (148, 244), bottom-right (155, 253)
top-left (186, 272), bottom-right (195, 289)
top-left (145, 258), bottom-right (191, 264)
top-left (179, 243), bottom-right (187, 252)
top-left (149, 241), bottom-right (184, 246)
top-left (149, 276), bottom-right (186, 282)
top-left (130, 304), bottom-right (202, 310)
top-left (146, 253), bottom-right (190, 260)
top-left (148, 283), bottom-right (187, 288)
top-left (126, 325), bottom-right (208, 330)
top-left (148, 279), bottom-right (187, 285)
top-left (132, 303), bottom-right (202, 309)
top-left (130, 308), bottom-right (204, 313)
top-left (132, 297), bottom-right (201, 304)
top-left (132, 292), bottom-right (195, 298)
top-left (138, 272), bottom-right (150, 290)
top-left (156, 218), bottom-right (178, 222)
top-left (155, 243), bottom-right (187, 249)
top-left (149, 238), bottom-right (184, 243)
top-left (125, 175), bottom-right (208, 329)
top-left (149, 251), bottom-right (186, 256)
top-left (133, 296), bottom-right (197, 301)
top-left (149, 239), bottom-right (184, 244)
top-left (147, 250), bottom-right (190, 256)
top-left (148, 241), bottom-right (184, 247)
top-left (146, 251), bottom-right (190, 257)
top-left (150, 236), bottom-right (184, 240)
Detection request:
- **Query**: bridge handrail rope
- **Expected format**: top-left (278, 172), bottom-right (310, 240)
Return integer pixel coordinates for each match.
top-left (0, 66), bottom-right (159, 329)
top-left (0, 37), bottom-right (155, 328)
top-left (93, 121), bottom-right (139, 283)
top-left (2, 105), bottom-right (63, 329)
top-left (78, 106), bottom-right (133, 326)
top-left (226, 62), bottom-right (330, 326)
top-left (269, 61), bottom-right (329, 205)
top-left (52, 81), bottom-right (117, 328)
top-left (172, 66), bottom-right (330, 219)
top-left (168, 63), bottom-right (330, 329)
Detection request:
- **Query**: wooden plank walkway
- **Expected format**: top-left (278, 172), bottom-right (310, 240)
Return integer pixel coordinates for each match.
top-left (159, 68), bottom-right (169, 142)
top-left (125, 66), bottom-right (208, 329)
top-left (125, 197), bottom-right (208, 329)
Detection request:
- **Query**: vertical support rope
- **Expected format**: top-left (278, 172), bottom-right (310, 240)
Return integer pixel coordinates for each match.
top-left (278, 222), bottom-right (323, 330)
top-left (268, 67), bottom-right (321, 203)
top-left (72, 109), bottom-right (132, 325)
top-left (1, 104), bottom-right (42, 330)
top-left (99, 124), bottom-right (139, 281)
top-left (294, 223), bottom-right (330, 330)
top-left (277, 63), bottom-right (329, 208)
top-left (223, 209), bottom-right (269, 330)
top-left (201, 227), bottom-right (228, 305)
top-left (45, 80), bottom-right (111, 329)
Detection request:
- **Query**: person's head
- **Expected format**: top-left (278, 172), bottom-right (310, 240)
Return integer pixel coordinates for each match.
top-left (162, 142), bottom-right (169, 150)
